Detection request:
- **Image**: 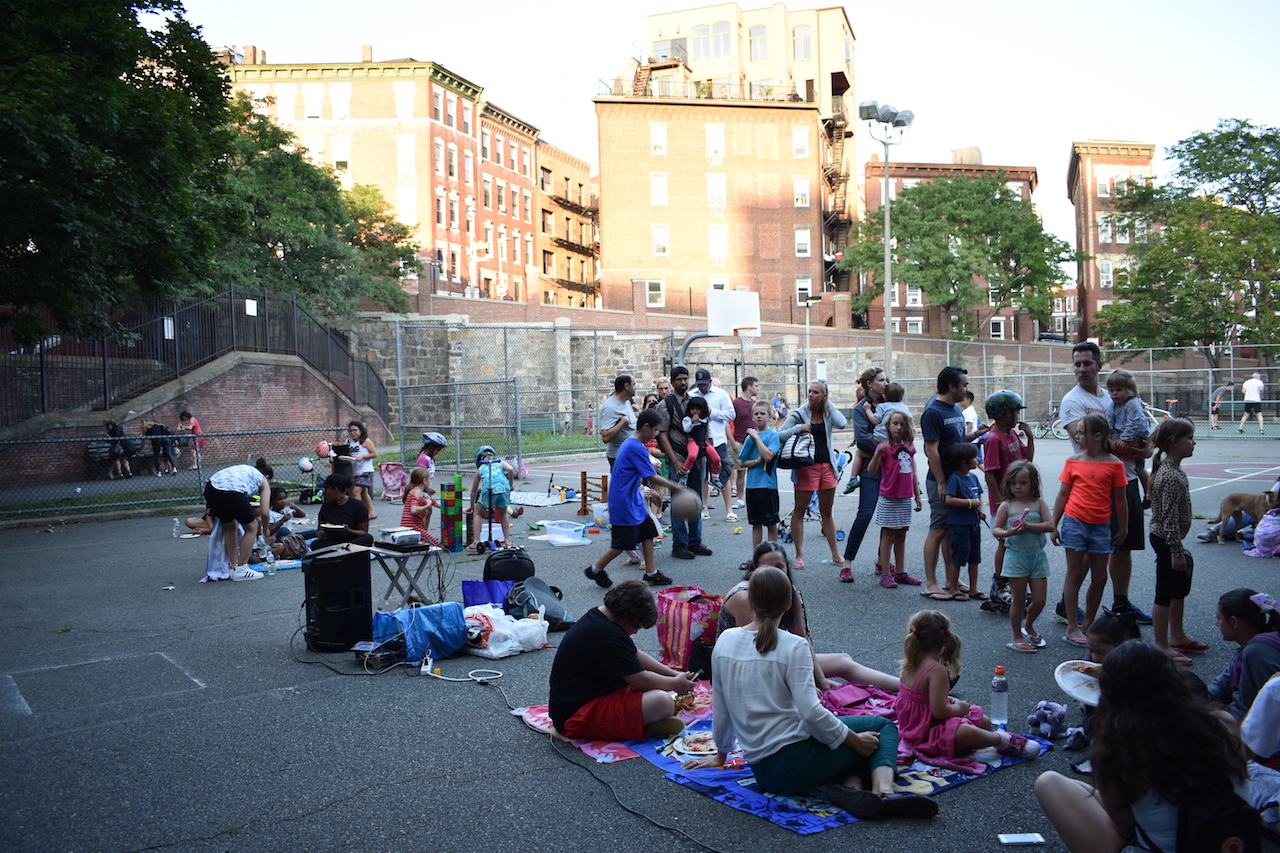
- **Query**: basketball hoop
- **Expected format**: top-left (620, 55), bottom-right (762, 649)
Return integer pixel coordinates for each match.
top-left (733, 327), bottom-right (758, 337)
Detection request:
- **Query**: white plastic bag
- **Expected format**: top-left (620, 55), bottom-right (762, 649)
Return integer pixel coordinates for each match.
top-left (462, 604), bottom-right (548, 659)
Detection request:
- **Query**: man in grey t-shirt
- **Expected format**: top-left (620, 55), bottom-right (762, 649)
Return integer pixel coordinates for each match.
top-left (599, 373), bottom-right (638, 469)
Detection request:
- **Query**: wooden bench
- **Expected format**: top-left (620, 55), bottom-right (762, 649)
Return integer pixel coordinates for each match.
top-left (87, 439), bottom-right (154, 479)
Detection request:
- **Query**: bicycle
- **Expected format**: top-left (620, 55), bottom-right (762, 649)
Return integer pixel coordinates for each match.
top-left (1033, 405), bottom-right (1066, 439)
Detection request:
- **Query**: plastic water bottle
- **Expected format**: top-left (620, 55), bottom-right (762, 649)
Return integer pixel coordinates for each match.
top-left (172, 518), bottom-right (180, 538)
top-left (990, 665), bottom-right (1009, 729)
top-left (265, 548), bottom-right (276, 576)
top-left (254, 533), bottom-right (268, 561)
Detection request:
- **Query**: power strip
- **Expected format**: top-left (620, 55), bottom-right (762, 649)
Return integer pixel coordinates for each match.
top-left (356, 649), bottom-right (405, 671)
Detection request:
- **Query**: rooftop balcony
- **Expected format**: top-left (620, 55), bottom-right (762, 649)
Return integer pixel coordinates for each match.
top-left (598, 78), bottom-right (816, 105)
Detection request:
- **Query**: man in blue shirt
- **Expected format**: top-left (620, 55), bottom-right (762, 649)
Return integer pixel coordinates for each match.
top-left (585, 409), bottom-right (688, 588)
top-left (921, 366), bottom-right (989, 597)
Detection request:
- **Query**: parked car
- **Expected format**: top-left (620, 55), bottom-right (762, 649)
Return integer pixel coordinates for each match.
top-left (1036, 332), bottom-right (1069, 343)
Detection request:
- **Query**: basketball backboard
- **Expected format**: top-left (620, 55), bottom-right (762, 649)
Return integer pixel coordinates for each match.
top-left (706, 290), bottom-right (761, 337)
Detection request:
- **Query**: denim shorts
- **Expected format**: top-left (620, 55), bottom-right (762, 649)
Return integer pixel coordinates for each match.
top-left (926, 478), bottom-right (948, 530)
top-left (1060, 515), bottom-right (1113, 554)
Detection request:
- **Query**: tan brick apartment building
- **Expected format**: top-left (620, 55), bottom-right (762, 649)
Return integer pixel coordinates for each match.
top-left (1066, 141), bottom-right (1156, 341)
top-left (535, 143), bottom-right (599, 307)
top-left (224, 45), bottom-right (548, 305)
top-left (860, 153), bottom-right (1053, 343)
top-left (594, 2), bottom-right (857, 325)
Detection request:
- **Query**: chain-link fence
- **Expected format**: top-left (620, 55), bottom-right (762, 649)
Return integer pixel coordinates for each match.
top-left (0, 427), bottom-right (400, 519)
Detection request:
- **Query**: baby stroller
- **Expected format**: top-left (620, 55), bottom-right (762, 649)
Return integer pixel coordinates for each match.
top-left (378, 461), bottom-right (407, 503)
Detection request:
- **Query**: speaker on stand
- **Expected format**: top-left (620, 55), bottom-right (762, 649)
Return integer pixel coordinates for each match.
top-left (302, 545), bottom-right (372, 652)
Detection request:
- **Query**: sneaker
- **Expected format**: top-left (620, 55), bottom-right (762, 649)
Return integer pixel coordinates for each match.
top-left (230, 565), bottom-right (264, 582)
top-left (877, 792), bottom-right (939, 820)
top-left (701, 509), bottom-right (710, 520)
top-left (1054, 600), bottom-right (1085, 625)
top-left (725, 512), bottom-right (739, 522)
top-left (823, 784), bottom-right (883, 819)
top-left (894, 571), bottom-right (922, 586)
top-left (644, 570), bottom-right (673, 586)
top-left (996, 731), bottom-right (1042, 759)
top-left (672, 545), bottom-right (696, 560)
top-left (879, 573), bottom-right (898, 589)
top-left (1113, 599), bottom-right (1153, 626)
top-left (689, 542), bottom-right (713, 557)
top-left (733, 499), bottom-right (746, 509)
top-left (842, 475), bottom-right (861, 495)
top-left (839, 565), bottom-right (854, 582)
top-left (584, 565), bottom-right (612, 588)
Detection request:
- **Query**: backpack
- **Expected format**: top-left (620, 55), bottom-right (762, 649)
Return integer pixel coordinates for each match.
top-left (1137, 785), bottom-right (1261, 853)
top-left (506, 576), bottom-right (574, 631)
top-left (483, 546), bottom-right (536, 582)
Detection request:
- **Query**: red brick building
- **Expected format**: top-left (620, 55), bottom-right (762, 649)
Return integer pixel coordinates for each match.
top-left (535, 142), bottom-right (599, 307)
top-left (860, 152), bottom-right (1053, 342)
top-left (1066, 141), bottom-right (1156, 342)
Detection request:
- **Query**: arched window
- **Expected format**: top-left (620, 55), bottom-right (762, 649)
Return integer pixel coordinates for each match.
top-left (712, 21), bottom-right (730, 58)
top-left (692, 24), bottom-right (709, 61)
top-left (793, 25), bottom-right (811, 61)
top-left (749, 26), bottom-right (767, 61)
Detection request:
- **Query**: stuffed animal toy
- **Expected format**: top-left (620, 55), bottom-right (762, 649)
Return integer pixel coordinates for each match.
top-left (1027, 701), bottom-right (1069, 739)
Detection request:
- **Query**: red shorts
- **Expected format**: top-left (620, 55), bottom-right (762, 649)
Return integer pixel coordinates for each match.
top-left (561, 685), bottom-right (646, 741)
top-left (794, 461), bottom-right (838, 492)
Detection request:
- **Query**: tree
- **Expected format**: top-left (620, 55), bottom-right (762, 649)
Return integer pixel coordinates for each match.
top-left (0, 0), bottom-right (230, 346)
top-left (839, 172), bottom-right (1076, 339)
top-left (205, 94), bottom-right (418, 316)
top-left (1095, 120), bottom-right (1280, 369)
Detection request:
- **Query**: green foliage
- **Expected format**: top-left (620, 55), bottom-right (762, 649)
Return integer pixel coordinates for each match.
top-left (205, 95), bottom-right (418, 316)
top-left (0, 0), bottom-right (230, 346)
top-left (1098, 119), bottom-right (1280, 365)
top-left (839, 172), bottom-right (1076, 339)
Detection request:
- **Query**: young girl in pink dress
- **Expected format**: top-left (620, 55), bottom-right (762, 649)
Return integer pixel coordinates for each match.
top-left (893, 610), bottom-right (1041, 761)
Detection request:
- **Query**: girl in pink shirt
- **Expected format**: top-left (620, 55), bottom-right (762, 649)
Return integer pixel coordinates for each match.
top-left (866, 411), bottom-right (923, 589)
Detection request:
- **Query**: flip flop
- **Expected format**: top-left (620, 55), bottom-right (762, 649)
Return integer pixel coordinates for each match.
top-left (1006, 641), bottom-right (1039, 654)
top-left (969, 591), bottom-right (990, 601)
top-left (949, 592), bottom-right (970, 602)
top-left (1169, 654), bottom-right (1194, 667)
top-left (1061, 635), bottom-right (1088, 647)
top-left (920, 591), bottom-right (955, 601)
top-left (1174, 640), bottom-right (1210, 654)
top-left (1023, 630), bottom-right (1048, 648)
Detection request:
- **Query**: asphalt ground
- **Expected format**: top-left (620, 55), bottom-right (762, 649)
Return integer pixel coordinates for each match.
top-left (1, 435), bottom-right (1278, 853)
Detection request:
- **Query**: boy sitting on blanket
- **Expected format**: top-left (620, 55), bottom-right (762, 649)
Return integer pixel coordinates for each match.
top-left (549, 579), bottom-right (696, 740)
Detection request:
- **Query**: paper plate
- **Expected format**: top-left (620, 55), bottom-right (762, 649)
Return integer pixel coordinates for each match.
top-left (671, 733), bottom-right (717, 755)
top-left (1055, 660), bottom-right (1102, 707)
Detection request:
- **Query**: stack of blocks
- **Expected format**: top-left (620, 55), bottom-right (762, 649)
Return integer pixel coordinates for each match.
top-left (440, 474), bottom-right (464, 552)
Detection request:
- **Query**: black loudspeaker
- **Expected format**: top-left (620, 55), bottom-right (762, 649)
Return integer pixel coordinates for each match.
top-left (302, 547), bottom-right (372, 652)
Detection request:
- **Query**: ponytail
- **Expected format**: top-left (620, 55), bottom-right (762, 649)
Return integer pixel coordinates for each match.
top-left (747, 566), bottom-right (793, 654)
top-left (255, 457), bottom-right (275, 480)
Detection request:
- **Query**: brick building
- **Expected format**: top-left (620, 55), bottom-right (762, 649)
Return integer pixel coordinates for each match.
top-left (535, 142), bottom-right (599, 307)
top-left (860, 151), bottom-right (1052, 342)
top-left (1066, 141), bottom-right (1156, 341)
top-left (594, 2), bottom-right (856, 324)
top-left (223, 45), bottom-right (545, 305)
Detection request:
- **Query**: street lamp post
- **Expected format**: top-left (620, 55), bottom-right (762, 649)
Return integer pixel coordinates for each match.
top-left (858, 101), bottom-right (914, 371)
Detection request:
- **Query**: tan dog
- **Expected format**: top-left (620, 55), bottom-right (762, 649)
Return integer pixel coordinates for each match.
top-left (1212, 490), bottom-right (1280, 543)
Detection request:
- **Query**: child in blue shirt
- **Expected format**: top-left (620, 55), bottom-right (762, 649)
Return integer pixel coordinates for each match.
top-left (738, 401), bottom-right (780, 547)
top-left (943, 443), bottom-right (986, 602)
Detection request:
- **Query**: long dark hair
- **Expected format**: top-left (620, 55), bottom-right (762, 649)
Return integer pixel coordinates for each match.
top-left (1218, 588), bottom-right (1280, 635)
top-left (1091, 641), bottom-right (1245, 806)
top-left (747, 567), bottom-right (793, 654)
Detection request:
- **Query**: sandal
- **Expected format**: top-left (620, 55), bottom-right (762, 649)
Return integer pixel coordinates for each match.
top-left (1168, 652), bottom-right (1194, 667)
top-left (969, 591), bottom-right (990, 601)
top-left (920, 590), bottom-right (954, 601)
top-left (948, 591), bottom-right (970, 602)
top-left (1023, 630), bottom-right (1047, 648)
top-left (1006, 641), bottom-right (1039, 654)
top-left (1174, 640), bottom-right (1210, 654)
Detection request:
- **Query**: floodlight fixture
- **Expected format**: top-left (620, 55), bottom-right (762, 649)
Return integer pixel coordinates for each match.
top-left (877, 104), bottom-right (898, 124)
top-left (892, 109), bottom-right (914, 129)
top-left (857, 100), bottom-right (880, 121)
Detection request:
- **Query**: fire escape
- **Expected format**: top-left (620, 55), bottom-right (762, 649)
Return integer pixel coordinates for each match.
top-left (551, 194), bottom-right (600, 296)
top-left (823, 99), bottom-right (854, 293)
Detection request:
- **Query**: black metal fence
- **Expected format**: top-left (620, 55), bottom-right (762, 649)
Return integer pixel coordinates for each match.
top-left (0, 288), bottom-right (389, 428)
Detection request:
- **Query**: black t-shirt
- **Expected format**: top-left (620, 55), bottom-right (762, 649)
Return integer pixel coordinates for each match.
top-left (317, 496), bottom-right (369, 541)
top-left (548, 607), bottom-right (643, 730)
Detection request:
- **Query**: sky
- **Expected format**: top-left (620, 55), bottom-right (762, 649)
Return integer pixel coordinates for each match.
top-left (172, 0), bottom-right (1280, 247)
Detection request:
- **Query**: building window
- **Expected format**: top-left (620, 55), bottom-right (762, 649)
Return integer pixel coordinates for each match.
top-left (794, 226), bottom-right (811, 258)
top-left (708, 224), bottom-right (727, 259)
top-left (795, 276), bottom-right (812, 304)
top-left (906, 284), bottom-right (922, 306)
top-left (464, 151), bottom-right (474, 185)
top-left (1096, 174), bottom-right (1110, 197)
top-left (450, 251), bottom-right (460, 281)
top-left (434, 141), bottom-right (445, 175)
top-left (462, 104), bottom-right (472, 134)
top-left (540, 167), bottom-right (552, 192)
top-left (710, 276), bottom-right (728, 290)
top-left (435, 196), bottom-right (445, 226)
top-left (1135, 219), bottom-right (1147, 242)
top-left (880, 179), bottom-right (897, 202)
top-left (1116, 221), bottom-right (1130, 244)
top-left (749, 26), bottom-right (767, 61)
top-left (647, 279), bottom-right (665, 307)
top-left (906, 318), bottom-right (923, 335)
top-left (449, 198), bottom-right (458, 230)
top-left (494, 135), bottom-right (504, 168)
top-left (750, 79), bottom-right (772, 100)
top-left (483, 177), bottom-right (492, 209)
top-left (496, 182), bottom-right (506, 212)
top-left (792, 126), bottom-right (808, 158)
top-left (445, 97), bottom-right (455, 127)
top-left (1054, 297), bottom-right (1063, 313)
top-left (652, 226), bottom-right (670, 257)
top-left (541, 209), bottom-right (552, 233)
top-left (793, 26), bottom-right (811, 61)
top-left (989, 285), bottom-right (999, 307)
top-left (793, 177), bottom-right (809, 207)
top-left (712, 21), bottom-right (730, 57)
top-left (706, 124), bottom-right (725, 159)
top-left (1066, 296), bottom-right (1074, 312)
top-left (432, 92), bottom-right (442, 122)
top-left (542, 251), bottom-right (554, 275)
top-left (990, 318), bottom-right (1006, 339)
top-left (691, 25), bottom-right (709, 61)
top-left (1054, 316), bottom-right (1064, 332)
top-left (650, 123), bottom-right (667, 155)
top-left (1098, 216), bottom-right (1112, 244)
top-left (447, 147), bottom-right (457, 178)
top-left (521, 147), bottom-right (530, 177)
top-left (891, 318), bottom-right (900, 334)
top-left (510, 142), bottom-right (518, 171)
top-left (524, 192), bottom-right (532, 222)
top-left (1100, 259), bottom-right (1113, 288)
top-left (651, 174), bottom-right (668, 206)
top-left (707, 173), bottom-right (726, 208)
top-left (888, 283), bottom-right (899, 307)
top-left (844, 34), bottom-right (853, 62)
top-left (481, 130), bottom-right (490, 161)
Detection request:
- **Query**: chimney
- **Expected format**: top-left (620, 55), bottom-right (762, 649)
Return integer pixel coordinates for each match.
top-left (361, 44), bottom-right (373, 63)
top-left (244, 44), bottom-right (257, 64)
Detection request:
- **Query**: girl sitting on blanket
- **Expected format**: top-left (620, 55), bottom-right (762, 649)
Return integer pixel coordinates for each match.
top-left (682, 566), bottom-right (937, 820)
top-left (713, 541), bottom-right (899, 693)
top-left (893, 610), bottom-right (1042, 760)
